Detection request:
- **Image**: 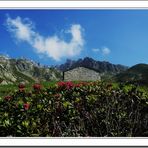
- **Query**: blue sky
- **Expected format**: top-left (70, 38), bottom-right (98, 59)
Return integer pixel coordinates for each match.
top-left (0, 10), bottom-right (148, 67)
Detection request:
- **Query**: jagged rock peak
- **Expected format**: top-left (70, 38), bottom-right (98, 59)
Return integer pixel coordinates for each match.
top-left (57, 57), bottom-right (128, 73)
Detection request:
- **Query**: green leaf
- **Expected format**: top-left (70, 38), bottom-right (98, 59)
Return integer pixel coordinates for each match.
top-left (63, 101), bottom-right (71, 108)
top-left (22, 120), bottom-right (29, 128)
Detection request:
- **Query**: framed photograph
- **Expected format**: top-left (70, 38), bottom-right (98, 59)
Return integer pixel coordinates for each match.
top-left (0, 0), bottom-right (148, 147)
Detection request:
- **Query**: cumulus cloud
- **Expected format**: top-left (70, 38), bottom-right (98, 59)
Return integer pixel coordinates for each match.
top-left (92, 47), bottom-right (111, 56)
top-left (6, 16), bottom-right (35, 43)
top-left (102, 47), bottom-right (110, 55)
top-left (6, 16), bottom-right (84, 61)
top-left (92, 48), bottom-right (100, 52)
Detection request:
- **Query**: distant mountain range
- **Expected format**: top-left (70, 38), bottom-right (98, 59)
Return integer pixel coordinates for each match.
top-left (56, 57), bottom-right (128, 73)
top-left (0, 55), bottom-right (148, 85)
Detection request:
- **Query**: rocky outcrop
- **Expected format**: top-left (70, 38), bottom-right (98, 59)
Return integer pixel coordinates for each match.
top-left (0, 55), bottom-right (62, 84)
top-left (64, 67), bottom-right (101, 81)
top-left (57, 57), bottom-right (128, 74)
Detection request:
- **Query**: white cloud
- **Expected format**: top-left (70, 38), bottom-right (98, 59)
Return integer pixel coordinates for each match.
top-left (6, 16), bottom-right (35, 43)
top-left (92, 48), bottom-right (100, 52)
top-left (6, 16), bottom-right (84, 61)
top-left (102, 47), bottom-right (110, 55)
top-left (92, 47), bottom-right (111, 56)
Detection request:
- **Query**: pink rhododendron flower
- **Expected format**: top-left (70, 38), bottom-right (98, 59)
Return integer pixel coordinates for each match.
top-left (23, 103), bottom-right (30, 110)
top-left (33, 83), bottom-right (41, 90)
top-left (4, 95), bottom-right (12, 101)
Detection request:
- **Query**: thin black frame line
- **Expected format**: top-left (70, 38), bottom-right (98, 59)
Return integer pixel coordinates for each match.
top-left (1, 136), bottom-right (148, 138)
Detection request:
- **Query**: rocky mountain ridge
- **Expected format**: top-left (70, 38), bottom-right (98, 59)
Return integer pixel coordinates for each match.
top-left (57, 57), bottom-right (128, 74)
top-left (0, 55), bottom-right (62, 84)
top-left (3, 55), bottom-right (146, 85)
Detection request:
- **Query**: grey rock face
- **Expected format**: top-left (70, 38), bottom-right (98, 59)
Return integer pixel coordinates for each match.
top-left (0, 55), bottom-right (62, 84)
top-left (57, 57), bottom-right (128, 73)
top-left (64, 67), bottom-right (101, 81)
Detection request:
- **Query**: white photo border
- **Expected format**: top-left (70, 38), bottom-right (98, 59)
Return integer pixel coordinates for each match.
top-left (0, 0), bottom-right (148, 146)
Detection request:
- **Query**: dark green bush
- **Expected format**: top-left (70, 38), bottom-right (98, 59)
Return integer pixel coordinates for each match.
top-left (0, 81), bottom-right (148, 137)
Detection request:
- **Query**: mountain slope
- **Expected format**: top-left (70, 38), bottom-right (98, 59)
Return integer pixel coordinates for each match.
top-left (115, 63), bottom-right (148, 85)
top-left (0, 55), bottom-right (130, 84)
top-left (0, 55), bottom-right (62, 84)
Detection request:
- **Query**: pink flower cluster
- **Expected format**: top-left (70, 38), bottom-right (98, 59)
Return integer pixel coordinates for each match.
top-left (16, 103), bottom-right (30, 111)
top-left (33, 83), bottom-right (42, 91)
top-left (23, 103), bottom-right (30, 110)
top-left (4, 95), bottom-right (12, 101)
top-left (57, 81), bottom-right (89, 90)
top-left (57, 81), bottom-right (74, 90)
top-left (77, 82), bottom-right (88, 86)
top-left (18, 83), bottom-right (25, 92)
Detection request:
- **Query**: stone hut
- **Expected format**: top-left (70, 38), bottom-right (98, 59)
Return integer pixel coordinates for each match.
top-left (63, 67), bottom-right (101, 81)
